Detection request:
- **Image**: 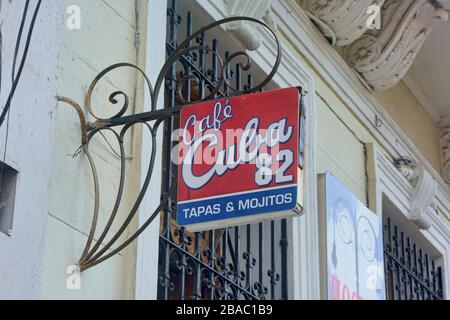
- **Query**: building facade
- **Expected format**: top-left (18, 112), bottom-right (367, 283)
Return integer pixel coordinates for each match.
top-left (0, 0), bottom-right (449, 300)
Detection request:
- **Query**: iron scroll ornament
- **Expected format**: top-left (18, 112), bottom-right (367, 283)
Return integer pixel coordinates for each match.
top-left (56, 17), bottom-right (282, 272)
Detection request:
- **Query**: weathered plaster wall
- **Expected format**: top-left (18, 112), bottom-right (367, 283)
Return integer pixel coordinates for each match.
top-left (39, 0), bottom-right (145, 299)
top-left (0, 1), bottom-right (64, 299)
top-left (314, 84), bottom-right (368, 204)
top-left (375, 81), bottom-right (442, 173)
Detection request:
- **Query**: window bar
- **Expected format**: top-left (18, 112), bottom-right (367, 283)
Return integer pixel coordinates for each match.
top-left (197, 32), bottom-right (205, 100)
top-left (424, 254), bottom-right (430, 300)
top-left (270, 221), bottom-right (276, 299)
top-left (437, 267), bottom-right (443, 298)
top-left (418, 249), bottom-right (425, 299)
top-left (183, 10), bottom-right (202, 301)
top-left (243, 74), bottom-right (254, 297)
top-left (222, 228), bottom-right (229, 299)
top-left (163, 0), bottom-right (178, 241)
top-left (235, 58), bottom-right (242, 92)
top-left (233, 61), bottom-right (243, 299)
top-left (245, 225), bottom-right (252, 292)
top-left (179, 253), bottom-right (187, 300)
top-left (258, 223), bottom-right (264, 299)
top-left (280, 219), bottom-right (289, 300)
top-left (211, 38), bottom-right (220, 301)
top-left (208, 229), bottom-right (216, 300)
top-left (224, 51), bottom-right (231, 97)
top-left (384, 219), bottom-right (393, 299)
top-left (418, 246), bottom-right (424, 300)
top-left (431, 260), bottom-right (437, 297)
top-left (406, 237), bottom-right (414, 300)
top-left (211, 39), bottom-right (219, 99)
top-left (192, 233), bottom-right (201, 300)
top-left (176, 10), bottom-right (192, 301)
top-left (234, 226), bottom-right (241, 298)
top-left (185, 11), bottom-right (193, 101)
top-left (400, 231), bottom-right (408, 300)
top-left (393, 225), bottom-right (402, 299)
top-left (160, 0), bottom-right (179, 300)
top-left (412, 243), bottom-right (419, 299)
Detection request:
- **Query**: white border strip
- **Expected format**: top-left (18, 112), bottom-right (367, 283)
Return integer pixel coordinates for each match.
top-left (178, 183), bottom-right (298, 204)
top-left (134, 0), bottom-right (168, 300)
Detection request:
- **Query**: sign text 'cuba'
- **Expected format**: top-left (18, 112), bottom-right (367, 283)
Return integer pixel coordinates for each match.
top-left (176, 87), bottom-right (303, 231)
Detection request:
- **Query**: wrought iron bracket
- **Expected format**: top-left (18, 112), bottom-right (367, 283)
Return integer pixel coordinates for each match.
top-left (56, 17), bottom-right (281, 272)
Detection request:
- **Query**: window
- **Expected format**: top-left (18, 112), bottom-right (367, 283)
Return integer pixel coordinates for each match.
top-left (0, 162), bottom-right (18, 236)
top-left (383, 197), bottom-right (444, 300)
top-left (157, 0), bottom-right (290, 300)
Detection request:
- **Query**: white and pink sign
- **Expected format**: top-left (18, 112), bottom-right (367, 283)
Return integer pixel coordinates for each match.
top-left (319, 173), bottom-right (386, 300)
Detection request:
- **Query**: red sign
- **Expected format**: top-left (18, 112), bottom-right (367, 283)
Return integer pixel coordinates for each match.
top-left (176, 87), bottom-right (302, 231)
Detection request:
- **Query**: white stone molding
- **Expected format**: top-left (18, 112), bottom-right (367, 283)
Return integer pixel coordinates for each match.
top-left (298, 0), bottom-right (385, 46)
top-left (394, 160), bottom-right (436, 230)
top-left (135, 0), bottom-right (167, 300)
top-left (370, 144), bottom-right (450, 298)
top-left (440, 118), bottom-right (450, 185)
top-left (342, 0), bottom-right (448, 91)
top-left (224, 0), bottom-right (276, 50)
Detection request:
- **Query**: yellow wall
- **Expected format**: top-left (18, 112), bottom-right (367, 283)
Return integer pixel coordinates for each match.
top-left (40, 0), bottom-right (146, 299)
top-left (314, 79), bottom-right (369, 204)
top-left (375, 81), bottom-right (442, 172)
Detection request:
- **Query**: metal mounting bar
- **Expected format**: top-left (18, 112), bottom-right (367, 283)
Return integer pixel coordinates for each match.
top-left (89, 105), bottom-right (183, 130)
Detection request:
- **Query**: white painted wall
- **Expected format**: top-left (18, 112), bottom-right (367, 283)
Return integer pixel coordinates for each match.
top-left (0, 1), bottom-right (64, 299)
top-left (39, 0), bottom-right (143, 299)
top-left (0, 0), bottom-right (170, 300)
top-left (134, 0), bottom-right (167, 300)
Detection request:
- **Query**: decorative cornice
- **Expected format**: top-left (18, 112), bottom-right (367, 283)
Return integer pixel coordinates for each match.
top-left (342, 0), bottom-right (448, 91)
top-left (395, 159), bottom-right (436, 230)
top-left (440, 118), bottom-right (450, 185)
top-left (272, 0), bottom-right (450, 200)
top-left (224, 0), bottom-right (276, 50)
top-left (298, 0), bottom-right (385, 46)
top-left (436, 0), bottom-right (450, 10)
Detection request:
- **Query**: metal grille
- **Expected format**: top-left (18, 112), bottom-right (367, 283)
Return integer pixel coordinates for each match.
top-left (384, 217), bottom-right (444, 300)
top-left (157, 0), bottom-right (289, 300)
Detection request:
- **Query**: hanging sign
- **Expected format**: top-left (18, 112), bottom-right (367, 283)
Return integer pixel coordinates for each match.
top-left (176, 87), bottom-right (303, 231)
top-left (318, 173), bottom-right (386, 300)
